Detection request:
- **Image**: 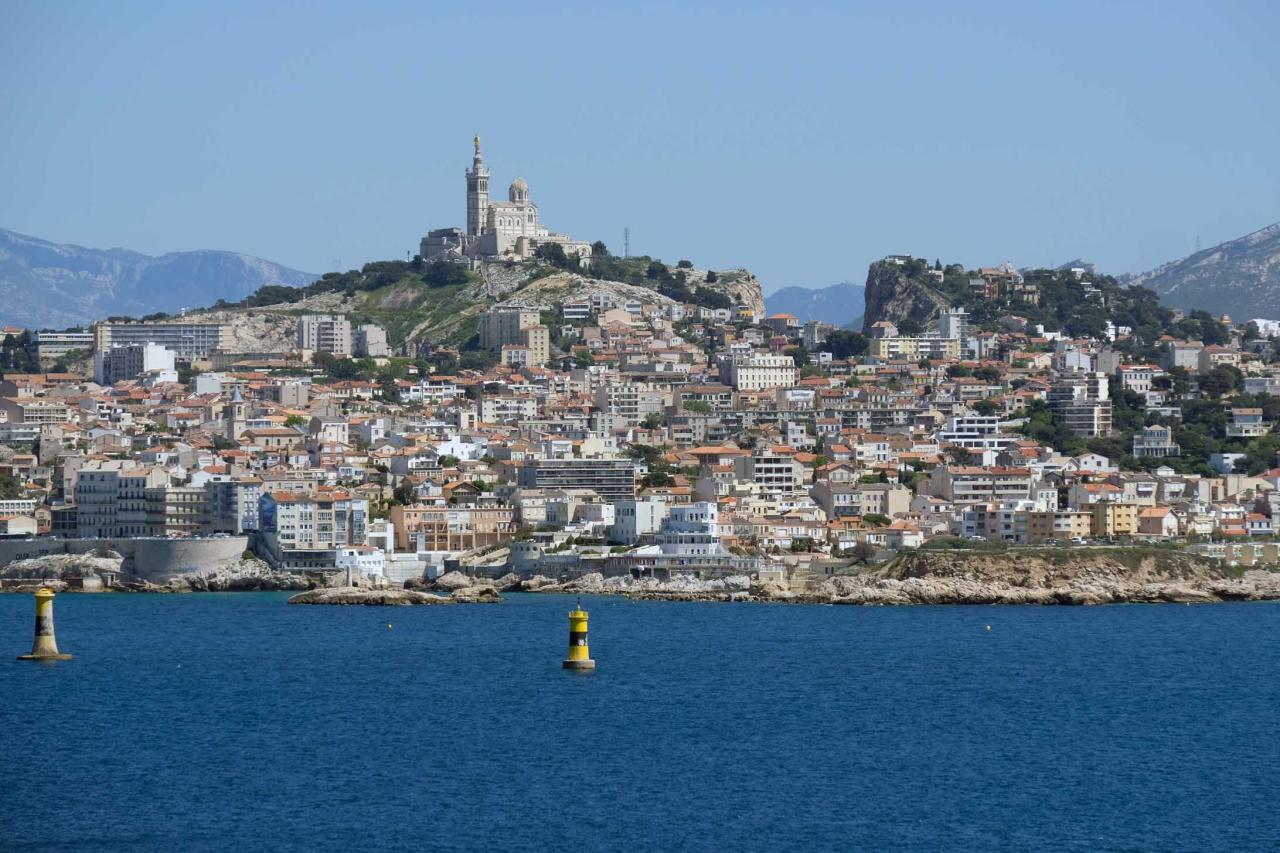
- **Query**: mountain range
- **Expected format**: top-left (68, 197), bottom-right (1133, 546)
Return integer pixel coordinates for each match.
top-left (765, 282), bottom-right (865, 327)
top-left (5, 220), bottom-right (1279, 331)
top-left (1127, 223), bottom-right (1280, 321)
top-left (0, 229), bottom-right (317, 329)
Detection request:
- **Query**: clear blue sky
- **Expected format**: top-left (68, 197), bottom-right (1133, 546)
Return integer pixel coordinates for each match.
top-left (2, 1), bottom-right (1277, 292)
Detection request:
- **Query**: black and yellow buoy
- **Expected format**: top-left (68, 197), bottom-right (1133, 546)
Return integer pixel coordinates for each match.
top-left (562, 599), bottom-right (595, 671)
top-left (17, 588), bottom-right (72, 661)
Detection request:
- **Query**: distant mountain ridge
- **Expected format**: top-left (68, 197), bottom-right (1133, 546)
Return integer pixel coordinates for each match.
top-left (1128, 223), bottom-right (1280, 321)
top-left (0, 229), bottom-right (317, 328)
top-left (765, 282), bottom-right (865, 325)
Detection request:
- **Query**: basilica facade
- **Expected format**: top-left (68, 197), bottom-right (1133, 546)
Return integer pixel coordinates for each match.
top-left (420, 136), bottom-right (592, 264)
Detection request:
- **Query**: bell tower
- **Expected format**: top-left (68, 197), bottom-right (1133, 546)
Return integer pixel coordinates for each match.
top-left (465, 133), bottom-right (489, 237)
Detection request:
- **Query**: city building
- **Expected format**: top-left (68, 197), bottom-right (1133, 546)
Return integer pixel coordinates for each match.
top-left (94, 343), bottom-right (177, 385)
top-left (92, 321), bottom-right (230, 359)
top-left (718, 353), bottom-right (798, 392)
top-left (297, 315), bottom-right (352, 355)
top-left (517, 459), bottom-right (637, 502)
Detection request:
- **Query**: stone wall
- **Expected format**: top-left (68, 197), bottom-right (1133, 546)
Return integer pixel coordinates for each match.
top-left (0, 537), bottom-right (251, 583)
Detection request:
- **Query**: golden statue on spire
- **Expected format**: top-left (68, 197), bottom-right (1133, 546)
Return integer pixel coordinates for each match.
top-left (474, 133), bottom-right (481, 156)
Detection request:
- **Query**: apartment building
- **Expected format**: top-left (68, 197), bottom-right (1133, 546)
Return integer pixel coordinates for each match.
top-left (353, 324), bottom-right (390, 357)
top-left (718, 353), bottom-right (797, 392)
top-left (94, 343), bottom-right (176, 385)
top-left (92, 321), bottom-right (230, 359)
top-left (516, 459), bottom-right (636, 502)
top-left (479, 307), bottom-right (549, 366)
top-left (734, 447), bottom-right (805, 496)
top-left (34, 330), bottom-right (94, 360)
top-left (930, 466), bottom-right (1034, 503)
top-left (868, 336), bottom-right (961, 361)
top-left (258, 490), bottom-right (369, 566)
top-left (296, 315), bottom-right (353, 355)
top-left (388, 505), bottom-right (515, 552)
top-left (0, 397), bottom-right (69, 425)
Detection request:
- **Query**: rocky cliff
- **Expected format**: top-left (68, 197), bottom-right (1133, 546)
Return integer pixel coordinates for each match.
top-left (860, 260), bottom-right (951, 334)
top-left (1129, 222), bottom-right (1280, 320)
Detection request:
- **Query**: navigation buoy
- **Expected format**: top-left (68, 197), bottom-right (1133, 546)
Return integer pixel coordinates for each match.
top-left (562, 599), bottom-right (595, 671)
top-left (387, 623), bottom-right (392, 629)
top-left (17, 588), bottom-right (72, 661)
top-left (985, 625), bottom-right (992, 632)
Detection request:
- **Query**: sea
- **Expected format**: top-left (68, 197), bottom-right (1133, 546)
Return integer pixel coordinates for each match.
top-left (2, 592), bottom-right (1278, 852)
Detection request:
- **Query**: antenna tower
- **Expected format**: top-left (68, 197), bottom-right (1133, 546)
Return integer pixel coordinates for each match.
top-left (624, 227), bottom-right (630, 259)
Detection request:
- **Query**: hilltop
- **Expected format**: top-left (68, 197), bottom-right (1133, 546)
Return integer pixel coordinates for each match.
top-left (178, 254), bottom-right (766, 351)
top-left (1128, 222), bottom-right (1280, 321)
top-left (0, 228), bottom-right (315, 329)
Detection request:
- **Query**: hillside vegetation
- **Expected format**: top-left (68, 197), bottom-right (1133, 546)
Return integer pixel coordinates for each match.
top-left (180, 251), bottom-right (765, 351)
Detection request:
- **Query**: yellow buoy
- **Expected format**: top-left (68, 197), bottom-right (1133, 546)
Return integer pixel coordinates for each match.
top-left (17, 588), bottom-right (72, 661)
top-left (562, 599), bottom-right (595, 671)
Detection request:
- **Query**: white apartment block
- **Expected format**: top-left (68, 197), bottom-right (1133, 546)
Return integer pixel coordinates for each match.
top-left (94, 343), bottom-right (176, 385)
top-left (719, 353), bottom-right (798, 392)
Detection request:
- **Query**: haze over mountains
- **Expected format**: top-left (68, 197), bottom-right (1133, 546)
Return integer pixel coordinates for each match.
top-left (0, 229), bottom-right (316, 329)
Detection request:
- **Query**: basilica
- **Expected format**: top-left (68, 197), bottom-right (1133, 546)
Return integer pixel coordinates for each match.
top-left (419, 136), bottom-right (593, 264)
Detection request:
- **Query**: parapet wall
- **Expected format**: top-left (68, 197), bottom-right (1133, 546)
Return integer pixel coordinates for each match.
top-left (0, 537), bottom-right (252, 583)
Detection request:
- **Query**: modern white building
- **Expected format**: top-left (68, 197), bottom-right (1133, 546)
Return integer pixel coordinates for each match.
top-left (93, 343), bottom-right (177, 385)
top-left (718, 353), bottom-right (798, 392)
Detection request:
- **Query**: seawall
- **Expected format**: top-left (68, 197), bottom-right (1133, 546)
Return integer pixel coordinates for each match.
top-left (0, 537), bottom-right (251, 583)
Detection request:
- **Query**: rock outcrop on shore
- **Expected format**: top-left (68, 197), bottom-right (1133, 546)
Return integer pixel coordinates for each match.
top-left (832, 549), bottom-right (1280, 606)
top-left (166, 559), bottom-right (317, 592)
top-left (288, 587), bottom-right (454, 606)
top-left (288, 584), bottom-right (501, 605)
top-left (502, 549), bottom-right (1280, 606)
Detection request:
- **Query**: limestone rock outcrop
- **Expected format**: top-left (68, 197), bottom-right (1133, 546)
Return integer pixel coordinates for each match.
top-left (861, 260), bottom-right (951, 334)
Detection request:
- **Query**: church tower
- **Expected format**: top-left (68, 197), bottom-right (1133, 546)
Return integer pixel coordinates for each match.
top-left (224, 385), bottom-right (246, 441)
top-left (465, 134), bottom-right (489, 237)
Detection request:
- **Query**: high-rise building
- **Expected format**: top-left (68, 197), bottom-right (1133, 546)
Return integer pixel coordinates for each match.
top-left (479, 307), bottom-right (549, 366)
top-left (296, 315), bottom-right (352, 355)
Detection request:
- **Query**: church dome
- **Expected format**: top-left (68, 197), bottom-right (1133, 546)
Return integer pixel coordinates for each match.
top-left (509, 177), bottom-right (529, 202)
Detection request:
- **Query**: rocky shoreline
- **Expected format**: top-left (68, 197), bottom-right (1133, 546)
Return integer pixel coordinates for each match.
top-left (509, 550), bottom-right (1280, 606)
top-left (7, 548), bottom-right (1280, 607)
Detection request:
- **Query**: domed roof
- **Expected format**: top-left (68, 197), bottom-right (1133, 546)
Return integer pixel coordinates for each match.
top-left (510, 177), bottom-right (528, 192)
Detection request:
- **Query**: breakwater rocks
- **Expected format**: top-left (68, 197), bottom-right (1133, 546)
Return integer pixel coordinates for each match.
top-left (288, 585), bottom-right (500, 605)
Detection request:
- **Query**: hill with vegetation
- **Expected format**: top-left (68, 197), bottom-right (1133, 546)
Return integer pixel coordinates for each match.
top-left (176, 247), bottom-right (765, 352)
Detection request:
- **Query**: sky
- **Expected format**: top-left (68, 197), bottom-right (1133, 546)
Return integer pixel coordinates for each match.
top-left (1, 1), bottom-right (1277, 294)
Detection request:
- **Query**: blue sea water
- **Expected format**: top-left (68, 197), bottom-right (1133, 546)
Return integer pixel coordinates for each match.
top-left (2, 592), bottom-right (1279, 852)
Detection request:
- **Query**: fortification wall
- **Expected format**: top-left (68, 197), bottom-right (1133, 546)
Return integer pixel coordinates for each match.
top-left (0, 537), bottom-right (251, 583)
